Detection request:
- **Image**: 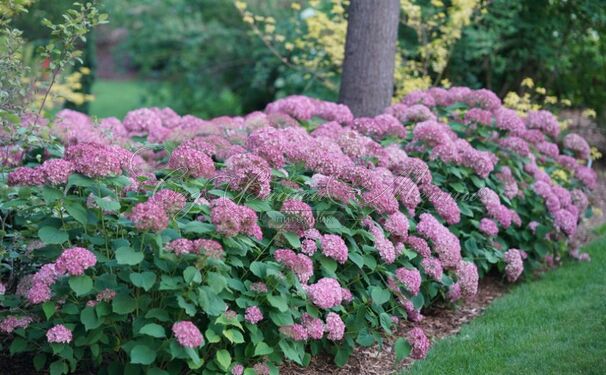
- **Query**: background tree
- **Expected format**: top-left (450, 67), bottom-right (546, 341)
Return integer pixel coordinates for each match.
top-left (338, 0), bottom-right (400, 117)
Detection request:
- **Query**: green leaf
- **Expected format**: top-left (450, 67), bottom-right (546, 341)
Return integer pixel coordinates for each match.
top-left (223, 329), bottom-right (245, 344)
top-left (254, 342), bottom-right (274, 356)
top-left (145, 308), bottom-right (170, 322)
top-left (42, 187), bottom-right (63, 203)
top-left (42, 301), bottom-right (56, 320)
top-left (205, 328), bottom-right (221, 343)
top-left (64, 200), bottom-right (88, 225)
top-left (370, 287), bottom-right (391, 305)
top-left (130, 344), bottom-right (156, 365)
top-left (177, 295), bottom-right (197, 316)
top-left (38, 226), bottom-right (68, 245)
top-left (279, 339), bottom-right (303, 365)
top-left (33, 353), bottom-right (47, 371)
top-left (215, 349), bottom-right (231, 371)
top-left (68, 174), bottom-right (94, 187)
top-left (283, 232), bottom-right (301, 249)
top-left (147, 369), bottom-right (169, 375)
top-left (9, 337), bottom-right (27, 354)
top-left (69, 275), bottom-right (93, 296)
top-left (334, 344), bottom-right (353, 367)
top-left (49, 360), bottom-right (68, 375)
top-left (394, 337), bottom-right (412, 361)
top-left (245, 200), bottom-right (272, 212)
top-left (182, 221), bottom-right (215, 234)
top-left (183, 266), bottom-right (202, 284)
top-left (129, 271), bottom-right (156, 291)
top-left (80, 307), bottom-right (103, 331)
top-left (356, 330), bottom-right (375, 347)
top-left (139, 323), bottom-right (166, 338)
top-left (198, 287), bottom-right (226, 316)
top-left (95, 196), bottom-right (121, 212)
top-left (323, 216), bottom-right (344, 233)
top-left (207, 272), bottom-right (226, 293)
top-left (267, 294), bottom-right (289, 312)
top-left (249, 262), bottom-right (267, 278)
top-left (112, 294), bottom-right (136, 314)
top-left (349, 251), bottom-right (364, 268)
top-left (115, 246), bottom-right (144, 265)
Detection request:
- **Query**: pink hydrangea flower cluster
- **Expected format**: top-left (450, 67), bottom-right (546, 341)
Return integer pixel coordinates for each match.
top-left (455, 261), bottom-right (479, 299)
top-left (320, 234), bottom-right (348, 264)
top-left (65, 142), bottom-right (130, 178)
top-left (363, 218), bottom-right (396, 264)
top-left (210, 198), bottom-right (262, 239)
top-left (0, 315), bottom-right (33, 333)
top-left (129, 201), bottom-right (169, 232)
top-left (149, 189), bottom-right (187, 214)
top-left (408, 327), bottom-right (431, 359)
top-left (305, 278), bottom-right (343, 309)
top-left (420, 184), bottom-right (461, 225)
top-left (216, 153), bottom-right (272, 198)
top-left (46, 324), bottom-right (72, 343)
top-left (525, 110), bottom-right (560, 138)
top-left (301, 313), bottom-right (325, 340)
top-left (245, 306), bottom-right (264, 324)
top-left (325, 312), bottom-right (345, 341)
top-left (172, 321), bottom-right (204, 348)
top-left (395, 267), bottom-right (421, 295)
top-left (280, 199), bottom-right (315, 235)
top-left (479, 218), bottom-right (499, 237)
top-left (168, 143), bottom-right (216, 179)
top-left (416, 214), bottom-right (461, 268)
top-left (504, 249), bottom-right (524, 282)
top-left (562, 133), bottom-right (590, 160)
top-left (274, 248), bottom-right (314, 283)
top-left (421, 257), bottom-right (443, 281)
top-left (54, 247), bottom-right (97, 276)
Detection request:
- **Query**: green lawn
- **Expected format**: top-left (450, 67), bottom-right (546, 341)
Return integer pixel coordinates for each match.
top-left (89, 79), bottom-right (149, 119)
top-left (406, 235), bottom-right (606, 375)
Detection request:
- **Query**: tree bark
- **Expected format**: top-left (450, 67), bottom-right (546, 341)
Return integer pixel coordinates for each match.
top-left (339, 0), bottom-right (400, 117)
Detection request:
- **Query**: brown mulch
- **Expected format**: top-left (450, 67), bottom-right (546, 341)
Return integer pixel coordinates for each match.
top-left (282, 276), bottom-right (508, 375)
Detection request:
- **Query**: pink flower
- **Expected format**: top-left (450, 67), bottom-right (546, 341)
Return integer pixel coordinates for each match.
top-left (421, 257), bottom-right (443, 281)
top-left (0, 316), bottom-right (33, 333)
top-left (325, 312), bottom-right (345, 341)
top-left (129, 202), bottom-right (169, 232)
top-left (216, 153), bottom-right (271, 198)
top-left (210, 198), bottom-right (262, 239)
top-left (172, 321), bottom-right (204, 348)
top-left (405, 236), bottom-right (431, 258)
top-left (166, 238), bottom-right (195, 255)
top-left (456, 261), bottom-right (479, 298)
top-left (301, 313), bottom-right (324, 340)
top-left (563, 133), bottom-right (590, 160)
top-left (464, 89), bottom-right (501, 111)
top-left (193, 239), bottom-right (225, 258)
top-left (149, 189), bottom-right (186, 214)
top-left (245, 306), bottom-right (264, 324)
top-left (383, 212), bottom-right (409, 240)
top-left (479, 218), bottom-right (499, 237)
top-left (274, 249), bottom-right (314, 283)
top-left (231, 364), bottom-right (244, 375)
top-left (306, 278), bottom-right (343, 309)
top-left (408, 327), bottom-right (431, 359)
top-left (40, 159), bottom-right (74, 185)
top-left (280, 199), bottom-right (315, 235)
top-left (7, 167), bottom-right (45, 186)
top-left (395, 268), bottom-right (422, 295)
top-left (320, 234), bottom-right (348, 264)
top-left (168, 144), bottom-right (216, 179)
top-left (421, 184), bottom-right (461, 225)
top-left (416, 214), bottom-right (461, 268)
top-left (46, 324), bottom-right (72, 343)
top-left (65, 142), bottom-right (127, 177)
top-left (55, 247), bottom-right (96, 276)
top-left (250, 282), bottom-right (268, 293)
top-left (525, 110), bottom-right (560, 138)
top-left (280, 324), bottom-right (308, 341)
top-left (504, 249), bottom-right (524, 282)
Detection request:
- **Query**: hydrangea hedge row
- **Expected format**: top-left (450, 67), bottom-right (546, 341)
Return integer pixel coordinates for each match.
top-left (0, 87), bottom-right (596, 375)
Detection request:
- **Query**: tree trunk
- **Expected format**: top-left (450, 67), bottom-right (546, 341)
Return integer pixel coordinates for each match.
top-left (339, 0), bottom-right (400, 117)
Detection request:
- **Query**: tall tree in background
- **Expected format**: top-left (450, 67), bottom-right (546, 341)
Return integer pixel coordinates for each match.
top-left (339, 0), bottom-right (400, 117)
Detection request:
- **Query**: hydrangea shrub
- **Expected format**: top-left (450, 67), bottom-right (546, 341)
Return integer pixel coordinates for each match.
top-left (0, 87), bottom-right (596, 374)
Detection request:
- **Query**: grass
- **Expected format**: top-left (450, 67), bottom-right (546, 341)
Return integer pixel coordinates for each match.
top-left (406, 235), bottom-right (606, 375)
top-left (89, 79), bottom-right (149, 119)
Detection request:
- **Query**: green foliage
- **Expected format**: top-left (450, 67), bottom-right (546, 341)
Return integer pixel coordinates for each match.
top-left (448, 0), bottom-right (606, 115)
